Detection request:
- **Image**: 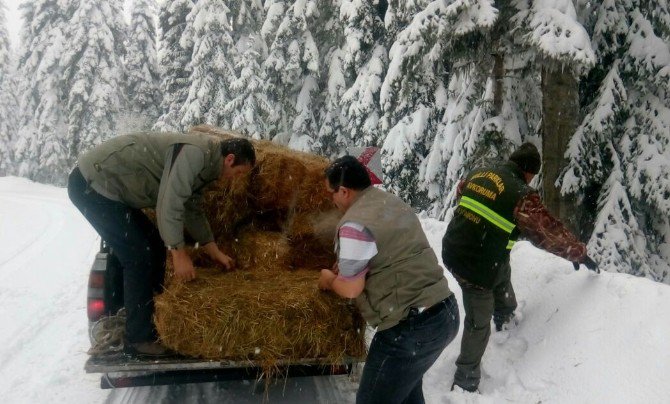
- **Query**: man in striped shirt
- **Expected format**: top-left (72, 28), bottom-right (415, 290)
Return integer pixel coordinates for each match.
top-left (318, 156), bottom-right (459, 404)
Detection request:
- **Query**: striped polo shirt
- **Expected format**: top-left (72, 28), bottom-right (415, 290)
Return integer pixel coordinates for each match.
top-left (337, 221), bottom-right (378, 280)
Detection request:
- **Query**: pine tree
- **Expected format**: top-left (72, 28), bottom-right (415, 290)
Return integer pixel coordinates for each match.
top-left (154, 0), bottom-right (194, 132)
top-left (0, 0), bottom-right (17, 176)
top-left (123, 0), bottom-right (160, 132)
top-left (313, 0), bottom-right (347, 157)
top-left (588, 141), bottom-right (651, 277)
top-left (339, 0), bottom-right (387, 148)
top-left (621, 8), bottom-right (670, 282)
top-left (179, 0), bottom-right (237, 129)
top-left (380, 0), bottom-right (498, 208)
top-left (223, 0), bottom-right (269, 138)
top-left (261, 0), bottom-right (321, 151)
top-left (14, 0), bottom-right (68, 183)
top-left (314, 47), bottom-right (347, 157)
top-left (561, 0), bottom-right (670, 283)
top-left (60, 0), bottom-right (126, 180)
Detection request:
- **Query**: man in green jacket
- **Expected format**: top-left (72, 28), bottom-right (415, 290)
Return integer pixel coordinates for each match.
top-left (68, 132), bottom-right (255, 358)
top-left (318, 156), bottom-right (459, 404)
top-left (442, 143), bottom-right (598, 392)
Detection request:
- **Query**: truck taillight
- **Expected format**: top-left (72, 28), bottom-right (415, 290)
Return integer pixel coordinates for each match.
top-left (87, 298), bottom-right (105, 321)
top-left (88, 271), bottom-right (105, 321)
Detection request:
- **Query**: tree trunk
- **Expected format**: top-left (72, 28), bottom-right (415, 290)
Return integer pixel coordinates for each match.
top-left (493, 53), bottom-right (504, 116)
top-left (541, 67), bottom-right (580, 233)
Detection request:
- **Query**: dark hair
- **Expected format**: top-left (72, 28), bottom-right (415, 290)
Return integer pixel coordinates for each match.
top-left (509, 142), bottom-right (541, 174)
top-left (221, 138), bottom-right (256, 166)
top-left (325, 155), bottom-right (371, 191)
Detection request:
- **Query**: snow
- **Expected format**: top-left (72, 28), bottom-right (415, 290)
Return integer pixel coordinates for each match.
top-left (1, 176), bottom-right (669, 403)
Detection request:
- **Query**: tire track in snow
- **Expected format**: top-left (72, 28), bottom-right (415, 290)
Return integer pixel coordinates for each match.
top-left (0, 193), bottom-right (68, 277)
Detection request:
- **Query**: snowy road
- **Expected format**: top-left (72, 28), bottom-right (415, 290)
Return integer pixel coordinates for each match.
top-left (1, 176), bottom-right (670, 404)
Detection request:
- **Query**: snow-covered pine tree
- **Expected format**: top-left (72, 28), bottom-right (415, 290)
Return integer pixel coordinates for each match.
top-left (261, 0), bottom-right (321, 152)
top-left (58, 0), bottom-right (126, 184)
top-left (423, 68), bottom-right (489, 217)
top-left (311, 0), bottom-right (345, 157)
top-left (14, 0), bottom-right (69, 183)
top-left (153, 0), bottom-right (193, 132)
top-left (179, 0), bottom-right (237, 129)
top-left (513, 0), bottom-right (596, 229)
top-left (588, 141), bottom-right (651, 277)
top-left (123, 0), bottom-right (160, 132)
top-left (0, 0), bottom-right (17, 176)
top-left (338, 0), bottom-right (387, 149)
top-left (560, 0), bottom-right (630, 238)
top-left (314, 47), bottom-right (347, 157)
top-left (224, 0), bottom-right (270, 138)
top-left (621, 8), bottom-right (670, 282)
top-left (381, 0), bottom-right (497, 209)
top-left (561, 0), bottom-right (670, 283)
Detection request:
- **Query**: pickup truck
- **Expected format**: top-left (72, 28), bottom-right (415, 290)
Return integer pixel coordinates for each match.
top-left (84, 242), bottom-right (358, 389)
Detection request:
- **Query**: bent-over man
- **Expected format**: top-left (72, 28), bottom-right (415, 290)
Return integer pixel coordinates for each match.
top-left (68, 132), bottom-right (255, 358)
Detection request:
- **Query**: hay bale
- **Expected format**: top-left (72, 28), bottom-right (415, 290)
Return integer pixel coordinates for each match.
top-left (227, 229), bottom-right (291, 272)
top-left (152, 125), bottom-right (365, 365)
top-left (285, 210), bottom-right (341, 269)
top-left (190, 125), bottom-right (333, 215)
top-left (155, 269), bottom-right (366, 362)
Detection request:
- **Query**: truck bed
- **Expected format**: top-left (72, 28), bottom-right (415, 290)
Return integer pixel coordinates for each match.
top-left (85, 352), bottom-right (358, 389)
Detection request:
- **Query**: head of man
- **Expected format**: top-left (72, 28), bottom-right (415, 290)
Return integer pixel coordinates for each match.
top-left (509, 142), bottom-right (541, 184)
top-left (324, 155), bottom-right (372, 213)
top-left (220, 138), bottom-right (256, 179)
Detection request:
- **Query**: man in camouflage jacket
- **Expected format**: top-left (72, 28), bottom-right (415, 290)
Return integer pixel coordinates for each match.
top-left (442, 143), bottom-right (598, 392)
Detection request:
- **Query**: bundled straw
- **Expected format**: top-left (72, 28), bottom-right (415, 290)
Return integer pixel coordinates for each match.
top-left (152, 125), bottom-right (364, 365)
top-left (155, 269), bottom-right (366, 363)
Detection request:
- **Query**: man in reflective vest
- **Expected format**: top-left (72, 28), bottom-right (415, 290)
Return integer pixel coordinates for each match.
top-left (442, 143), bottom-right (598, 392)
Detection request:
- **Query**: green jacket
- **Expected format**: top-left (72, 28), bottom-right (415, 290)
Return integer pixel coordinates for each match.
top-left (338, 187), bottom-right (452, 331)
top-left (78, 132), bottom-right (223, 248)
top-left (442, 161), bottom-right (533, 289)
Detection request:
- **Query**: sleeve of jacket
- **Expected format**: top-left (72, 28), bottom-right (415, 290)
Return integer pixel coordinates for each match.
top-left (513, 192), bottom-right (587, 262)
top-left (156, 144), bottom-right (214, 248)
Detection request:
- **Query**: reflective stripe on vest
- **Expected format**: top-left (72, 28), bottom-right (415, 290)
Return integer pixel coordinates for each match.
top-left (506, 240), bottom-right (516, 250)
top-left (459, 196), bottom-right (516, 234)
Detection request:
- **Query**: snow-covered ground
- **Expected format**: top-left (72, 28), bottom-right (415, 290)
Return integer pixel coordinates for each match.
top-left (0, 176), bottom-right (668, 403)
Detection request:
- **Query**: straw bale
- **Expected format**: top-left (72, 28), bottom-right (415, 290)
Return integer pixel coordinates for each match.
top-left (285, 210), bottom-right (340, 269)
top-left (154, 269), bottom-right (366, 362)
top-left (226, 229), bottom-right (291, 272)
top-left (190, 124), bottom-right (333, 215)
top-left (150, 125), bottom-right (365, 365)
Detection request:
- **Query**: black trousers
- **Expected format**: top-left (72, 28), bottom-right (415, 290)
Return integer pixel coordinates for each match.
top-left (356, 295), bottom-right (460, 404)
top-left (68, 167), bottom-right (166, 343)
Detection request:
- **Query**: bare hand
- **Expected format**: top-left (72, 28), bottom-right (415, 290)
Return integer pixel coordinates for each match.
top-left (172, 249), bottom-right (196, 282)
top-left (203, 242), bottom-right (235, 271)
top-left (214, 252), bottom-right (235, 271)
top-left (318, 269), bottom-right (337, 291)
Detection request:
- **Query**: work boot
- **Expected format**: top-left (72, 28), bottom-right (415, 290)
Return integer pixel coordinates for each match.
top-left (123, 341), bottom-right (177, 359)
top-left (451, 383), bottom-right (480, 393)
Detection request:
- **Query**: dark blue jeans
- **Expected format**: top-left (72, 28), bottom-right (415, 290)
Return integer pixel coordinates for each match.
top-left (68, 167), bottom-right (166, 343)
top-left (356, 294), bottom-right (460, 404)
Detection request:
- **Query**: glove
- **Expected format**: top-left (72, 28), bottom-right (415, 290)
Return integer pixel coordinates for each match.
top-left (583, 256), bottom-right (600, 273)
top-left (572, 256), bottom-right (600, 273)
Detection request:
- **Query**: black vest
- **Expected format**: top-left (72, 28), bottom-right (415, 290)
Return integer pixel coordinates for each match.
top-left (442, 161), bottom-right (533, 289)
